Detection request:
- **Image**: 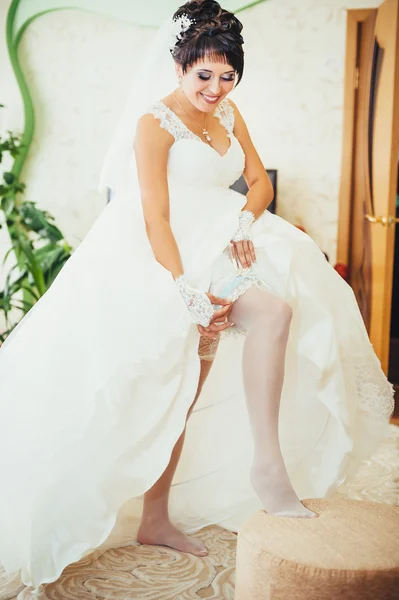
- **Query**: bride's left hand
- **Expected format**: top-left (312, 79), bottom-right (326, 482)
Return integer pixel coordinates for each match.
top-left (230, 239), bottom-right (256, 270)
top-left (197, 294), bottom-right (234, 339)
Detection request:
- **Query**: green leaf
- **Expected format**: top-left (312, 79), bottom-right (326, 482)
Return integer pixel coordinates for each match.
top-left (35, 244), bottom-right (63, 268)
top-left (3, 172), bottom-right (15, 185)
top-left (17, 235), bottom-right (46, 295)
top-left (3, 265), bottom-right (27, 296)
top-left (11, 299), bottom-right (34, 313)
top-left (1, 196), bottom-right (16, 217)
top-left (45, 253), bottom-right (71, 287)
top-left (0, 325), bottom-right (17, 344)
top-left (18, 202), bottom-right (64, 242)
top-left (19, 284), bottom-right (39, 301)
top-left (0, 125), bottom-right (72, 330)
top-left (33, 243), bottom-right (72, 286)
top-left (2, 245), bottom-right (16, 265)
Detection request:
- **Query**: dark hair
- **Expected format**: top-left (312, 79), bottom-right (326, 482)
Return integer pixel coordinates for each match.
top-left (171, 0), bottom-right (244, 86)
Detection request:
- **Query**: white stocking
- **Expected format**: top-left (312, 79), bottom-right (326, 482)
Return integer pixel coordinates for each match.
top-left (229, 286), bottom-right (317, 518)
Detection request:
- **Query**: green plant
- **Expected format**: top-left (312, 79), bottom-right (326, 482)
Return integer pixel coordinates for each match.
top-left (0, 105), bottom-right (73, 342)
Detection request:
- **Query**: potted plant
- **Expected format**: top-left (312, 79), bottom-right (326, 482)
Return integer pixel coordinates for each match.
top-left (0, 105), bottom-right (73, 343)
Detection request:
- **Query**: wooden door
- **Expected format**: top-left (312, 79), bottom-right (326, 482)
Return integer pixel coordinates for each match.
top-left (337, 0), bottom-right (399, 373)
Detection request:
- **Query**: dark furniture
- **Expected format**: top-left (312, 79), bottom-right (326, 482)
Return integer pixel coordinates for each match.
top-left (230, 169), bottom-right (277, 214)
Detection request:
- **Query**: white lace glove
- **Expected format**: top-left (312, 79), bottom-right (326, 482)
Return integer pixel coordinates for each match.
top-left (231, 210), bottom-right (255, 242)
top-left (175, 274), bottom-right (214, 327)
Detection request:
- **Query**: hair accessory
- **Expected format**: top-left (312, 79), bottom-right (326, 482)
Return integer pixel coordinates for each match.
top-left (168, 13), bottom-right (195, 51)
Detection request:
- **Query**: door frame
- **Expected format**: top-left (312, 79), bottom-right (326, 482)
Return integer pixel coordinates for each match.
top-left (337, 3), bottom-right (399, 373)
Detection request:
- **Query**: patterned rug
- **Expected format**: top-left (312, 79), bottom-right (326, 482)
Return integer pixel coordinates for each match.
top-left (1, 424), bottom-right (398, 600)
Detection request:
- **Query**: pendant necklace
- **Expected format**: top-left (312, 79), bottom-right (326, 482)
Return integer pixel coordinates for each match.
top-left (172, 91), bottom-right (212, 143)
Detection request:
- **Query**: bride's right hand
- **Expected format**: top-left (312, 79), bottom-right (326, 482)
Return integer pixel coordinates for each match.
top-left (197, 294), bottom-right (234, 340)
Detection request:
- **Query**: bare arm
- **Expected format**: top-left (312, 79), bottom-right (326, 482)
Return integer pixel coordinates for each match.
top-left (134, 113), bottom-right (184, 280)
top-left (229, 98), bottom-right (274, 219)
top-left (134, 113), bottom-right (233, 335)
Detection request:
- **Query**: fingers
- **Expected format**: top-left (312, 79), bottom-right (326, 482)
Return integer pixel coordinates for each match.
top-left (198, 315), bottom-right (234, 337)
top-left (198, 323), bottom-right (232, 339)
top-left (205, 313), bottom-right (232, 330)
top-left (243, 241), bottom-right (251, 268)
top-left (235, 241), bottom-right (248, 268)
top-left (230, 240), bottom-right (256, 269)
top-left (249, 240), bottom-right (257, 263)
top-left (198, 295), bottom-right (236, 338)
top-left (210, 320), bottom-right (232, 332)
top-left (205, 322), bottom-right (232, 335)
top-left (211, 304), bottom-right (231, 321)
top-left (206, 293), bottom-right (231, 306)
top-left (205, 294), bottom-right (233, 324)
top-left (198, 326), bottom-right (216, 339)
top-left (230, 243), bottom-right (240, 270)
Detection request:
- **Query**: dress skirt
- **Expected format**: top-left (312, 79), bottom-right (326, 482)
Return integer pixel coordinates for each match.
top-left (0, 188), bottom-right (394, 597)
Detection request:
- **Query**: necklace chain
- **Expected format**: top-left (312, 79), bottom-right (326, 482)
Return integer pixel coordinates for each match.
top-left (172, 91), bottom-right (212, 143)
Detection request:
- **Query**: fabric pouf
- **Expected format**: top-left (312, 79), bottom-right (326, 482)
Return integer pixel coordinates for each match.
top-left (235, 497), bottom-right (399, 600)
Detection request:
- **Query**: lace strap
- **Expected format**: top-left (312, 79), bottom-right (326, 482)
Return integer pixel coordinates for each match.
top-left (146, 98), bottom-right (234, 140)
top-left (146, 101), bottom-right (192, 141)
top-left (215, 98), bottom-right (235, 136)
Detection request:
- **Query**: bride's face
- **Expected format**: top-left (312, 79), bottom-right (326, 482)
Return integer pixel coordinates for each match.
top-left (177, 59), bottom-right (236, 111)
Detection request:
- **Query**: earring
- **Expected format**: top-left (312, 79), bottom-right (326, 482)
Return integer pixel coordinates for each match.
top-left (177, 75), bottom-right (182, 85)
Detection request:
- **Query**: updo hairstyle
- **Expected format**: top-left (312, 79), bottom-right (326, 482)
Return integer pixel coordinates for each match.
top-left (171, 0), bottom-right (244, 86)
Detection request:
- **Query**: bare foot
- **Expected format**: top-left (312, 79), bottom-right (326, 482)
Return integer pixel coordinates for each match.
top-left (250, 460), bottom-right (318, 519)
top-left (137, 518), bottom-right (208, 556)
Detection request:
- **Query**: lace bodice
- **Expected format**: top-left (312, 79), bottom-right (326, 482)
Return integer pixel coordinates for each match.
top-left (145, 98), bottom-right (245, 189)
top-left (139, 97), bottom-right (247, 284)
top-left (149, 97), bottom-right (235, 141)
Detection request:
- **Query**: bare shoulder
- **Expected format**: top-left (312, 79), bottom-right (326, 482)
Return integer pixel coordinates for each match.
top-left (226, 97), bottom-right (239, 113)
top-left (225, 97), bottom-right (249, 139)
top-left (133, 109), bottom-right (174, 193)
top-left (134, 109), bottom-right (174, 154)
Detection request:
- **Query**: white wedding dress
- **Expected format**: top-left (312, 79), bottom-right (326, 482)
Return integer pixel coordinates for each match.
top-left (0, 98), bottom-right (394, 596)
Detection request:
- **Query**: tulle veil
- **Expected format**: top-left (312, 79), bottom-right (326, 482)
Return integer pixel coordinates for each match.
top-left (98, 14), bottom-right (191, 203)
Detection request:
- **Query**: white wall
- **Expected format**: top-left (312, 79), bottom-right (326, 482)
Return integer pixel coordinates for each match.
top-left (0, 0), bottom-right (384, 267)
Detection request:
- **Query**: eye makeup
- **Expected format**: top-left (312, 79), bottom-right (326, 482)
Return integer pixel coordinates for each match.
top-left (198, 74), bottom-right (235, 81)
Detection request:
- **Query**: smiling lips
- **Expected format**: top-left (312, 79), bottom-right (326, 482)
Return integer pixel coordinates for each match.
top-left (200, 93), bottom-right (220, 104)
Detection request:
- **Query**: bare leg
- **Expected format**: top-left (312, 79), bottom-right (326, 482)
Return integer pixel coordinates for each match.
top-left (229, 286), bottom-right (317, 518)
top-left (137, 357), bottom-right (215, 555)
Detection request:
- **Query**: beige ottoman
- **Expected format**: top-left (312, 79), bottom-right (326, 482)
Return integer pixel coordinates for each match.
top-left (235, 497), bottom-right (399, 600)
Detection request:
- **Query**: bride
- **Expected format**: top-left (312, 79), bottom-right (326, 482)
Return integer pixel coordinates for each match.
top-left (0, 0), bottom-right (394, 596)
